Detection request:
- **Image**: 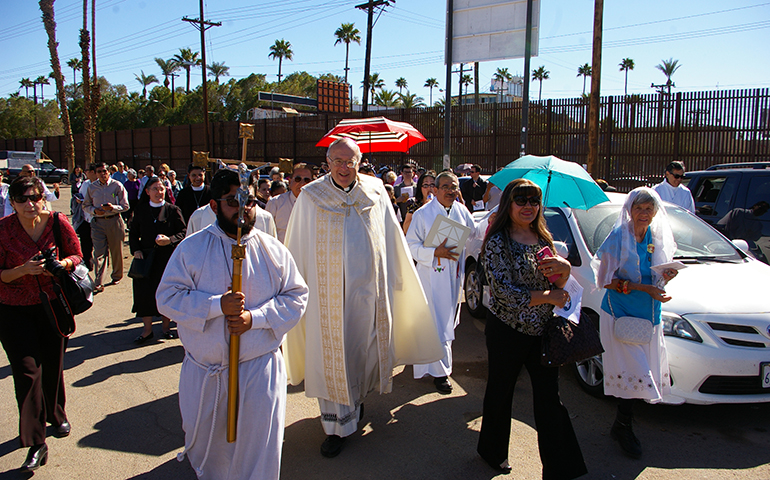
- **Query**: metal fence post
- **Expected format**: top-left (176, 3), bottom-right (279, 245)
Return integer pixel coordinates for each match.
top-left (673, 92), bottom-right (682, 161)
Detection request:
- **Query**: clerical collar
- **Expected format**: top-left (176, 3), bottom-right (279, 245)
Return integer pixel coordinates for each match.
top-left (444, 206), bottom-right (452, 215)
top-left (331, 177), bottom-right (357, 193)
top-left (191, 184), bottom-right (205, 191)
top-left (149, 200), bottom-right (165, 207)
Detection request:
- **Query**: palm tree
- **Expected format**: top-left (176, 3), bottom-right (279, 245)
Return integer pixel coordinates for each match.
top-left (373, 89), bottom-right (399, 107)
top-left (577, 63), bottom-right (592, 95)
top-left (155, 57), bottom-right (179, 88)
top-left (334, 22), bottom-right (361, 85)
top-left (424, 78), bottom-right (439, 105)
top-left (173, 48), bottom-right (201, 93)
top-left (362, 72), bottom-right (385, 105)
top-left (619, 58), bottom-right (634, 96)
top-left (461, 74), bottom-right (473, 96)
top-left (19, 78), bottom-right (33, 99)
top-left (208, 61), bottom-right (230, 83)
top-left (656, 57), bottom-right (681, 95)
top-left (268, 39), bottom-right (293, 83)
top-left (493, 67), bottom-right (513, 102)
top-left (532, 66), bottom-right (550, 101)
top-left (40, 0), bottom-right (75, 171)
top-left (67, 58), bottom-right (82, 87)
top-left (135, 70), bottom-right (158, 99)
top-left (399, 92), bottom-right (425, 108)
top-left (35, 75), bottom-right (50, 102)
top-left (395, 77), bottom-right (408, 94)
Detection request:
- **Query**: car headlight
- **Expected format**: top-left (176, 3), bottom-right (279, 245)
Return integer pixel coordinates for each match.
top-left (661, 312), bottom-right (702, 343)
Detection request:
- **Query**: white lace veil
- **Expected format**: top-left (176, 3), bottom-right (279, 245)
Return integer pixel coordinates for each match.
top-left (591, 187), bottom-right (676, 290)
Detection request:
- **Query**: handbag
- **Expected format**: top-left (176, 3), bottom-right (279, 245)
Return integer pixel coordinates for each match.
top-left (128, 248), bottom-right (155, 279)
top-left (52, 213), bottom-right (95, 315)
top-left (540, 312), bottom-right (604, 367)
top-left (37, 278), bottom-right (76, 338)
top-left (607, 294), bottom-right (654, 345)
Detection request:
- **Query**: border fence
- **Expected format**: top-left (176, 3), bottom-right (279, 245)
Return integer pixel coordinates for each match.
top-left (3, 88), bottom-right (768, 192)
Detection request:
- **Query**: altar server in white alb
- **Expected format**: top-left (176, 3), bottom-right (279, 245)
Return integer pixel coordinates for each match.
top-left (652, 161), bottom-right (695, 212)
top-left (156, 168), bottom-right (309, 480)
top-left (406, 171), bottom-right (476, 394)
top-left (283, 137), bottom-right (442, 459)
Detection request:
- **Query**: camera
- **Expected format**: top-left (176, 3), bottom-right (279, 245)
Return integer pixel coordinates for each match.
top-left (37, 246), bottom-right (67, 278)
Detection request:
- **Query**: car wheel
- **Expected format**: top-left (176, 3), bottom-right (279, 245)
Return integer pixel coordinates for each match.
top-left (60, 175), bottom-right (69, 185)
top-left (464, 259), bottom-right (487, 318)
top-left (572, 310), bottom-right (605, 398)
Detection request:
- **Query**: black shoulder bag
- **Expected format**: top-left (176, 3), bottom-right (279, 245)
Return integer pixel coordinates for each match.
top-left (52, 212), bottom-right (95, 315)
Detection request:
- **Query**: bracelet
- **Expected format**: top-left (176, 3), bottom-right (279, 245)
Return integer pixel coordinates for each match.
top-left (616, 279), bottom-right (630, 294)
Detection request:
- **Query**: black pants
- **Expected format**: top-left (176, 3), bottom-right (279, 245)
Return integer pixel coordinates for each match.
top-left (0, 304), bottom-right (67, 447)
top-left (477, 312), bottom-right (587, 480)
top-left (76, 220), bottom-right (93, 270)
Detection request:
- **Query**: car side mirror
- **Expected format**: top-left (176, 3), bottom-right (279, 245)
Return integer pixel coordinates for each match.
top-left (731, 239), bottom-right (750, 253)
top-left (554, 241), bottom-right (569, 259)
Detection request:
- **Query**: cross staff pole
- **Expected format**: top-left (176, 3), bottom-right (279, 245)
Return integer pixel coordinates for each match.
top-left (227, 123), bottom-right (254, 443)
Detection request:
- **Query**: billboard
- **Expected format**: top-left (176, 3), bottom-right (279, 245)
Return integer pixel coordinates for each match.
top-left (448, 0), bottom-right (540, 65)
top-left (317, 79), bottom-right (350, 113)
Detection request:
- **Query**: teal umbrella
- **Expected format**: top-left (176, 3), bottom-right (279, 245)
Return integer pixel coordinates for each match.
top-left (488, 155), bottom-right (609, 210)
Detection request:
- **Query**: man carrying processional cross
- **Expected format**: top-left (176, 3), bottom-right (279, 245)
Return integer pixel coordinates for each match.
top-left (157, 163), bottom-right (308, 478)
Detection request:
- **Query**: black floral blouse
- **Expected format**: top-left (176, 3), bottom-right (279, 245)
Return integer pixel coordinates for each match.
top-left (482, 230), bottom-right (554, 336)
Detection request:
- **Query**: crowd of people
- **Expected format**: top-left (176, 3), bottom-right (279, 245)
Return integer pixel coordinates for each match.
top-left (0, 153), bottom-right (705, 479)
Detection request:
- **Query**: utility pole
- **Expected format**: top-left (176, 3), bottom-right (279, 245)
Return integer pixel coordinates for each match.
top-left (520, 0), bottom-right (533, 157)
top-left (586, 0), bottom-right (603, 175)
top-left (183, 1), bottom-right (221, 153)
top-left (443, 0), bottom-right (454, 170)
top-left (356, 0), bottom-right (393, 114)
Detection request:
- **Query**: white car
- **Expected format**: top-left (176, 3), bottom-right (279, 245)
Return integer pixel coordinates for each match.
top-left (464, 193), bottom-right (770, 405)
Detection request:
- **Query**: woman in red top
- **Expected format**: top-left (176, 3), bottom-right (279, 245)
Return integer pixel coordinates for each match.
top-left (0, 176), bottom-right (83, 472)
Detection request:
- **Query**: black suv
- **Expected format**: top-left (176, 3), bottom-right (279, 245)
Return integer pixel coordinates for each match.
top-left (683, 162), bottom-right (770, 263)
top-left (3, 162), bottom-right (69, 184)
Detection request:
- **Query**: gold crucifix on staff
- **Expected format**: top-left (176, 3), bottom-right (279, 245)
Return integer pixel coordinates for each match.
top-left (227, 123), bottom-right (254, 443)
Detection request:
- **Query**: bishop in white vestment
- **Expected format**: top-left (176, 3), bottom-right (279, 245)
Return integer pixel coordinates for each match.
top-left (282, 138), bottom-right (442, 458)
top-left (156, 169), bottom-right (308, 479)
top-left (406, 172), bottom-right (476, 393)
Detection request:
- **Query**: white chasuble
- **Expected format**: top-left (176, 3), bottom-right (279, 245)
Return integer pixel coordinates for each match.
top-left (283, 174), bottom-right (443, 407)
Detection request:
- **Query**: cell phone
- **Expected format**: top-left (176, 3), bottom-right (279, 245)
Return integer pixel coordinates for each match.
top-left (536, 246), bottom-right (561, 282)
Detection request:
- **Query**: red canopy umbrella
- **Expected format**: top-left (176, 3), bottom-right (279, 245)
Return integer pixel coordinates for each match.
top-left (316, 116), bottom-right (427, 153)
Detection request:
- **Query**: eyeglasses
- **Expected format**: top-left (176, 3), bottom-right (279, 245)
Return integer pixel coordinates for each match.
top-left (96, 169), bottom-right (108, 174)
top-left (293, 176), bottom-right (313, 184)
top-left (329, 158), bottom-right (358, 169)
top-left (512, 195), bottom-right (541, 207)
top-left (669, 173), bottom-right (684, 179)
top-left (216, 196), bottom-right (258, 208)
top-left (422, 183), bottom-right (436, 188)
top-left (12, 193), bottom-right (44, 204)
top-left (439, 185), bottom-right (459, 192)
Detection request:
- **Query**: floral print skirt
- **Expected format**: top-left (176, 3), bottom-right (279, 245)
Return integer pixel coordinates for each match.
top-left (599, 310), bottom-right (671, 402)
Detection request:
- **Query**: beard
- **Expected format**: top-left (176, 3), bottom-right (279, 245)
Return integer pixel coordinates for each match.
top-left (216, 206), bottom-right (256, 237)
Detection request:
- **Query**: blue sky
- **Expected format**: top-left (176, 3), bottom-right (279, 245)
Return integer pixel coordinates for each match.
top-left (1, 0), bottom-right (768, 104)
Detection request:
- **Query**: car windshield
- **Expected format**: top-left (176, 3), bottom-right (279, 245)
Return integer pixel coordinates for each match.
top-left (573, 203), bottom-right (743, 261)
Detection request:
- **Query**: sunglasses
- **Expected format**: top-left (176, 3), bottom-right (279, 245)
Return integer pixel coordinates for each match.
top-left (512, 195), bottom-right (541, 207)
top-left (13, 193), bottom-right (44, 203)
top-left (217, 196), bottom-right (258, 208)
top-left (293, 176), bottom-right (312, 184)
top-left (669, 173), bottom-right (684, 179)
top-left (96, 169), bottom-right (108, 174)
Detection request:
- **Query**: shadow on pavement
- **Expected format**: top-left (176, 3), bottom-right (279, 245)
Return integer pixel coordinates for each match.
top-left (125, 457), bottom-right (196, 479)
top-left (78, 393), bottom-right (184, 456)
top-left (72, 345), bottom-right (184, 387)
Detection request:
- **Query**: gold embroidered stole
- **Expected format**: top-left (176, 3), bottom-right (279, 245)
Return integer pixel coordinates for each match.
top-left (303, 176), bottom-right (392, 405)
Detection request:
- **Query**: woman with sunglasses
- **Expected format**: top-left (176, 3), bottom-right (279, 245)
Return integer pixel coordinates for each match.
top-left (0, 176), bottom-right (83, 471)
top-left (477, 179), bottom-right (587, 478)
top-left (129, 177), bottom-right (186, 344)
top-left (401, 171), bottom-right (436, 234)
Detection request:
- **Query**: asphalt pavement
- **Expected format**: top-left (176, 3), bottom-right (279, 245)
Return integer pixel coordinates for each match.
top-left (0, 187), bottom-right (769, 480)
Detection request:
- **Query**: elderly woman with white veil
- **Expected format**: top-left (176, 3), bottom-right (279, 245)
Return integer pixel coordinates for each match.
top-left (592, 187), bottom-right (679, 459)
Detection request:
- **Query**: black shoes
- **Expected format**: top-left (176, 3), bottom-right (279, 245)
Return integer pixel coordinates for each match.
top-left (320, 435), bottom-right (347, 458)
top-left (479, 453), bottom-right (512, 474)
top-left (55, 421), bottom-right (71, 438)
top-left (21, 444), bottom-right (48, 471)
top-left (434, 376), bottom-right (453, 394)
top-left (162, 330), bottom-right (179, 339)
top-left (134, 332), bottom-right (154, 344)
top-left (611, 414), bottom-right (642, 459)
